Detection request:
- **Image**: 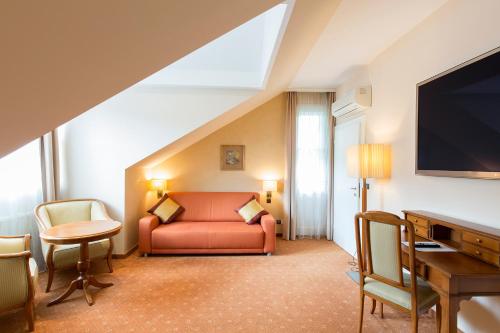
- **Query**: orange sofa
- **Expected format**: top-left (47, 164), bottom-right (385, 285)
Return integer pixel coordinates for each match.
top-left (138, 192), bottom-right (276, 255)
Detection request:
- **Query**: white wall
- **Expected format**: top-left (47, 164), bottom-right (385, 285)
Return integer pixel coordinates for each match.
top-left (60, 87), bottom-right (254, 254)
top-left (336, 1), bottom-right (500, 331)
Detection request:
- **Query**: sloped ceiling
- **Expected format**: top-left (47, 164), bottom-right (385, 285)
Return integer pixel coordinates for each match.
top-left (132, 0), bottom-right (342, 170)
top-left (290, 0), bottom-right (448, 89)
top-left (0, 0), bottom-right (281, 158)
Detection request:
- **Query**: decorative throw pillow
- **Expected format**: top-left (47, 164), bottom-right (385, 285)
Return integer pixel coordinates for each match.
top-left (235, 196), bottom-right (268, 224)
top-left (147, 194), bottom-right (184, 224)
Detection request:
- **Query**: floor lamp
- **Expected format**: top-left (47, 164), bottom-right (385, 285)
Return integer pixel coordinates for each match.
top-left (347, 143), bottom-right (391, 316)
top-left (347, 144), bottom-right (391, 212)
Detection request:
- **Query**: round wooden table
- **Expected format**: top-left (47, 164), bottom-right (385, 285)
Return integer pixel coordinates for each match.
top-left (40, 220), bottom-right (122, 306)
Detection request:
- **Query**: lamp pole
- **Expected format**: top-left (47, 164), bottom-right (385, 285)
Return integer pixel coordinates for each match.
top-left (361, 178), bottom-right (367, 212)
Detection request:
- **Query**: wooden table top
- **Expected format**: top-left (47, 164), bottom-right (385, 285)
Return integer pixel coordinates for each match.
top-left (401, 232), bottom-right (500, 277)
top-left (40, 220), bottom-right (122, 245)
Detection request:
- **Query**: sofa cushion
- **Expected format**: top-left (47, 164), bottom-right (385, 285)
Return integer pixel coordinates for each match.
top-left (168, 192), bottom-right (259, 222)
top-left (235, 197), bottom-right (268, 224)
top-left (147, 194), bottom-right (184, 224)
top-left (151, 221), bottom-right (264, 249)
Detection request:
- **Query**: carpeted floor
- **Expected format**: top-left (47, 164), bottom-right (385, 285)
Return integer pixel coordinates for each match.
top-left (1, 239), bottom-right (438, 332)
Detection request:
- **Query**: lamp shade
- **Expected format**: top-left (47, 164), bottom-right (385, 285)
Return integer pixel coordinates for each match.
top-left (347, 144), bottom-right (391, 179)
top-left (262, 180), bottom-right (278, 192)
top-left (149, 178), bottom-right (167, 191)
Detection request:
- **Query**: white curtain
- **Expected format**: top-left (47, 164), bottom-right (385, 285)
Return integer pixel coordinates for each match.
top-left (294, 93), bottom-right (332, 239)
top-left (0, 139), bottom-right (46, 269)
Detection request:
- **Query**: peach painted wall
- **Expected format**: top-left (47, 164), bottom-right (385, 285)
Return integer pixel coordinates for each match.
top-left (151, 93), bottom-right (286, 225)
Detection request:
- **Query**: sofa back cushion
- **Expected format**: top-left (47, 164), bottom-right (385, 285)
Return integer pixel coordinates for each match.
top-left (168, 192), bottom-right (260, 222)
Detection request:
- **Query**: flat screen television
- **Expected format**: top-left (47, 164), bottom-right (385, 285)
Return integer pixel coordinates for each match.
top-left (416, 47), bottom-right (500, 179)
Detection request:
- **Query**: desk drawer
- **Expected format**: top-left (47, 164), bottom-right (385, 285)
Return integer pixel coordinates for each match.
top-left (462, 242), bottom-right (500, 267)
top-left (414, 225), bottom-right (430, 239)
top-left (406, 215), bottom-right (429, 228)
top-left (463, 231), bottom-right (500, 253)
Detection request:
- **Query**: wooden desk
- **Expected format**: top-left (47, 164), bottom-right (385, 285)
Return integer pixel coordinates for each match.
top-left (40, 220), bottom-right (122, 306)
top-left (401, 211), bottom-right (500, 333)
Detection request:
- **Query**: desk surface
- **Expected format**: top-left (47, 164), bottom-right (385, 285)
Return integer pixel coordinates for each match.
top-left (402, 233), bottom-right (500, 278)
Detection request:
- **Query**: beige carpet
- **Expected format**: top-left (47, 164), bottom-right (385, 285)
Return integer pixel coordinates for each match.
top-left (1, 239), bottom-right (437, 332)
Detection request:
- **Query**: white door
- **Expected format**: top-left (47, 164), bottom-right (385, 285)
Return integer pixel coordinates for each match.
top-left (333, 117), bottom-right (364, 256)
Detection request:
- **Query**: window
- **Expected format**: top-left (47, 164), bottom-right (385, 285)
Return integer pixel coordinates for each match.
top-left (0, 139), bottom-right (44, 266)
top-left (293, 92), bottom-right (332, 238)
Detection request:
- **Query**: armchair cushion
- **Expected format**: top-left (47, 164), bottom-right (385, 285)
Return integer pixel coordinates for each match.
top-left (363, 272), bottom-right (439, 313)
top-left (52, 239), bottom-right (110, 269)
top-left (45, 201), bottom-right (92, 226)
top-left (0, 236), bottom-right (36, 311)
top-left (0, 237), bottom-right (26, 253)
top-left (29, 258), bottom-right (39, 287)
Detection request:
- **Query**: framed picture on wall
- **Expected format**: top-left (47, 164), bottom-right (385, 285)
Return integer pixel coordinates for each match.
top-left (220, 145), bottom-right (245, 170)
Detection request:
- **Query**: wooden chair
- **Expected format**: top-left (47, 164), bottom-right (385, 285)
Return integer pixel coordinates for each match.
top-left (0, 235), bottom-right (38, 331)
top-left (354, 211), bottom-right (441, 333)
top-left (34, 199), bottom-right (114, 292)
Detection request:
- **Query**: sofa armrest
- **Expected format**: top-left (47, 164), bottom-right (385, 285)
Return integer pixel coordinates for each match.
top-left (261, 214), bottom-right (276, 254)
top-left (138, 215), bottom-right (160, 254)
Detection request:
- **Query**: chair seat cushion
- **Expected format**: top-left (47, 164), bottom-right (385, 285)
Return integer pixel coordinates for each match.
top-left (363, 272), bottom-right (439, 312)
top-left (151, 222), bottom-right (265, 249)
top-left (52, 239), bottom-right (110, 269)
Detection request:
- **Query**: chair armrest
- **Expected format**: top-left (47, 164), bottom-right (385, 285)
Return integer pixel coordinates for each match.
top-left (138, 215), bottom-right (160, 254)
top-left (261, 214), bottom-right (276, 254)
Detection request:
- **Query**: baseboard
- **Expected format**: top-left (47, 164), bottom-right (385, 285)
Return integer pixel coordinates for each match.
top-left (112, 245), bottom-right (138, 259)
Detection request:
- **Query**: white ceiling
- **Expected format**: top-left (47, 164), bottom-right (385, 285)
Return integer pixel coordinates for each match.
top-left (290, 0), bottom-right (448, 89)
top-left (138, 3), bottom-right (290, 89)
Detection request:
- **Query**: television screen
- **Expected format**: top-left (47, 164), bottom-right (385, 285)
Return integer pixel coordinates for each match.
top-left (417, 47), bottom-right (500, 178)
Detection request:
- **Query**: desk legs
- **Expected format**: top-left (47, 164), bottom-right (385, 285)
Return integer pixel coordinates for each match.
top-left (47, 242), bottom-right (113, 306)
top-left (439, 294), bottom-right (460, 333)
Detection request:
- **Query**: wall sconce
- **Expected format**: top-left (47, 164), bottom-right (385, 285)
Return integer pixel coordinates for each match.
top-left (262, 180), bottom-right (277, 203)
top-left (149, 179), bottom-right (167, 198)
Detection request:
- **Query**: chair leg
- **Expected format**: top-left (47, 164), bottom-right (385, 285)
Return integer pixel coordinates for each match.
top-left (435, 303), bottom-right (442, 333)
top-left (370, 299), bottom-right (376, 314)
top-left (25, 300), bottom-right (34, 332)
top-left (380, 303), bottom-right (384, 319)
top-left (411, 309), bottom-right (418, 333)
top-left (107, 238), bottom-right (114, 273)
top-left (358, 294), bottom-right (365, 333)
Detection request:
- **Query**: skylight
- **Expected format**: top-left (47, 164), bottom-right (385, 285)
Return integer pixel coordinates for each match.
top-left (137, 3), bottom-right (290, 89)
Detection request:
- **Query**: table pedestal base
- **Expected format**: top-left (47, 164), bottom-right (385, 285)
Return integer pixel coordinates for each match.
top-left (47, 242), bottom-right (113, 306)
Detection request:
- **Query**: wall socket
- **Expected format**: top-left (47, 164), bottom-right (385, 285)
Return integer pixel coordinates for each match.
top-left (276, 219), bottom-right (282, 225)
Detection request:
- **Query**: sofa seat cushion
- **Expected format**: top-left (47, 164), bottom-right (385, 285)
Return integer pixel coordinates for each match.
top-left (151, 222), bottom-right (265, 250)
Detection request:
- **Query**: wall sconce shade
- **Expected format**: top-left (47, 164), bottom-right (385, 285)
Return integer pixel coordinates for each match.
top-left (347, 144), bottom-right (391, 179)
top-left (262, 180), bottom-right (278, 192)
top-left (262, 180), bottom-right (277, 204)
top-left (149, 179), bottom-right (167, 198)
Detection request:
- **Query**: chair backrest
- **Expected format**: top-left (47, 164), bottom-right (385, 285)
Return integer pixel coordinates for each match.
top-left (34, 199), bottom-right (110, 231)
top-left (0, 235), bottom-right (33, 311)
top-left (354, 211), bottom-right (417, 297)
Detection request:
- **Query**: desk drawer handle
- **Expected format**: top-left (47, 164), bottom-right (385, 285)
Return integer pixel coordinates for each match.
top-left (475, 250), bottom-right (482, 256)
top-left (476, 238), bottom-right (482, 244)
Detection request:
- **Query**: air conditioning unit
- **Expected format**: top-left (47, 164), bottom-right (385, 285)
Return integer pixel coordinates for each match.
top-left (332, 86), bottom-right (372, 118)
